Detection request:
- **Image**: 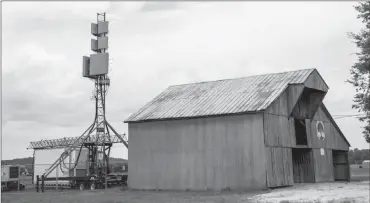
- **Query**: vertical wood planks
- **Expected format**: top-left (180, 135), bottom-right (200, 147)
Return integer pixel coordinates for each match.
top-left (286, 84), bottom-right (305, 117)
top-left (128, 113), bottom-right (267, 190)
top-left (309, 106), bottom-right (349, 150)
top-left (312, 148), bottom-right (334, 182)
top-left (266, 90), bottom-right (289, 116)
top-left (265, 147), bottom-right (293, 187)
top-left (264, 113), bottom-right (294, 148)
top-left (303, 70), bottom-right (329, 92)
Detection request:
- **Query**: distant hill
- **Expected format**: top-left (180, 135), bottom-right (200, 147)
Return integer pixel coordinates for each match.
top-left (2, 157), bottom-right (127, 166)
top-left (1, 157), bottom-right (33, 165)
top-left (109, 157), bottom-right (128, 164)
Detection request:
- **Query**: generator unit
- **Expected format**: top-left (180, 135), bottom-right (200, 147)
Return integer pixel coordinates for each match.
top-left (1, 165), bottom-right (28, 191)
top-left (33, 147), bottom-right (89, 187)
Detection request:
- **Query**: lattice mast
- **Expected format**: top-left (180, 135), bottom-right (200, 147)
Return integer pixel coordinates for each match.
top-left (41, 13), bottom-right (128, 185)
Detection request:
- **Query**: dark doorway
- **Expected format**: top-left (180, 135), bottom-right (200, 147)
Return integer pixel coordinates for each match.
top-left (294, 118), bottom-right (308, 145)
top-left (292, 148), bottom-right (315, 183)
top-left (333, 150), bottom-right (350, 181)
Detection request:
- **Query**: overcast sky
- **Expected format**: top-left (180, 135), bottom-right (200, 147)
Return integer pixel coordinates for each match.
top-left (1, 1), bottom-right (369, 160)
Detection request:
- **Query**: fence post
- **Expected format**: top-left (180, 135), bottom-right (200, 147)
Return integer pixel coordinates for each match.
top-left (17, 164), bottom-right (20, 191)
top-left (36, 175), bottom-right (39, 193)
top-left (41, 175), bottom-right (45, 193)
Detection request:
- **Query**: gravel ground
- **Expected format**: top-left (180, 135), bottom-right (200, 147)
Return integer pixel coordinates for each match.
top-left (2, 181), bottom-right (369, 203)
top-left (248, 181), bottom-right (370, 203)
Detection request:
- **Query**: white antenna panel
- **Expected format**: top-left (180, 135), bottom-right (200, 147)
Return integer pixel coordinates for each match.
top-left (89, 53), bottom-right (109, 76)
top-left (91, 21), bottom-right (109, 36)
top-left (98, 21), bottom-right (109, 34)
top-left (91, 23), bottom-right (98, 36)
top-left (82, 56), bottom-right (90, 77)
top-left (91, 37), bottom-right (108, 51)
top-left (91, 39), bottom-right (98, 51)
top-left (97, 36), bottom-right (108, 49)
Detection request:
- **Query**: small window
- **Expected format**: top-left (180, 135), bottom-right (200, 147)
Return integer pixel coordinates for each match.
top-left (294, 118), bottom-right (308, 145)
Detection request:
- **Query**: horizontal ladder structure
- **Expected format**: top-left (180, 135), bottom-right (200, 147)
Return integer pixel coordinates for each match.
top-left (28, 133), bottom-right (128, 149)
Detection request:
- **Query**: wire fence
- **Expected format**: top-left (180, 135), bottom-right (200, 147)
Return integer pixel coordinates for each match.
top-left (2, 162), bottom-right (127, 192)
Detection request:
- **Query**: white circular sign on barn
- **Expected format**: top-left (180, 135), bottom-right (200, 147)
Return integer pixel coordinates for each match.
top-left (316, 121), bottom-right (325, 140)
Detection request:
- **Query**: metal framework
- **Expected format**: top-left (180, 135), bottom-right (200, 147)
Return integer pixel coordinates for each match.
top-left (27, 134), bottom-right (127, 149)
top-left (31, 13), bottom-right (128, 190)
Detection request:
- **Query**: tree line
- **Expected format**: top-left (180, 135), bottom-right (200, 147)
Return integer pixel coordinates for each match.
top-left (348, 148), bottom-right (370, 164)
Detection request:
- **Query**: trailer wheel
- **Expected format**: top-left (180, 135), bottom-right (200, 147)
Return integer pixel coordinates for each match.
top-left (90, 183), bottom-right (95, 191)
top-left (79, 183), bottom-right (84, 191)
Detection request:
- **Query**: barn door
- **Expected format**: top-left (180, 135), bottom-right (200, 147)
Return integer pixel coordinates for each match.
top-left (292, 148), bottom-right (315, 183)
top-left (332, 150), bottom-right (350, 181)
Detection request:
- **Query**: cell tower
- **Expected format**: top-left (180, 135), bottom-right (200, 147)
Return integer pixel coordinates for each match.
top-left (30, 13), bottom-right (128, 190)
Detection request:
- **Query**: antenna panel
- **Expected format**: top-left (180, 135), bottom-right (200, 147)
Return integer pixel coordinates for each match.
top-left (97, 21), bottom-right (109, 34)
top-left (91, 23), bottom-right (98, 36)
top-left (91, 22), bottom-right (109, 36)
top-left (91, 39), bottom-right (98, 51)
top-left (82, 56), bottom-right (90, 77)
top-left (89, 53), bottom-right (109, 76)
top-left (97, 36), bottom-right (108, 49)
top-left (91, 37), bottom-right (108, 51)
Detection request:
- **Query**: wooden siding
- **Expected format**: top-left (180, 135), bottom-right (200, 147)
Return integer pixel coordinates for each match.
top-left (265, 91), bottom-right (349, 150)
top-left (312, 148), bottom-right (334, 182)
top-left (307, 106), bottom-right (349, 150)
top-left (264, 113), bottom-right (295, 147)
top-left (128, 113), bottom-right (266, 191)
top-left (291, 88), bottom-right (326, 119)
top-left (292, 93), bottom-right (310, 119)
top-left (265, 147), bottom-right (294, 187)
top-left (333, 151), bottom-right (350, 181)
top-left (264, 86), bottom-right (295, 148)
top-left (266, 89), bottom-right (289, 116)
top-left (307, 91), bottom-right (326, 119)
top-left (304, 70), bottom-right (329, 92)
top-left (286, 85), bottom-right (304, 117)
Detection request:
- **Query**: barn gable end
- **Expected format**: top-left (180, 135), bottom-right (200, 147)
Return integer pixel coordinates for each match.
top-left (308, 104), bottom-right (350, 150)
top-left (263, 83), bottom-right (349, 150)
top-left (262, 69), bottom-right (350, 187)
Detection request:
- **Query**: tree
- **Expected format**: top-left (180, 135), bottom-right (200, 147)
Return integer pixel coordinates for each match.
top-left (348, 1), bottom-right (370, 143)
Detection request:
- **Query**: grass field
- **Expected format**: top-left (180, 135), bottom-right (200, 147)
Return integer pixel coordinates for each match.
top-left (350, 164), bottom-right (370, 181)
top-left (2, 182), bottom-right (369, 203)
top-left (2, 164), bottom-right (369, 203)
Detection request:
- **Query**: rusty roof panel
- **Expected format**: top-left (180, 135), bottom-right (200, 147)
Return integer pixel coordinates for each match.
top-left (125, 68), bottom-right (315, 122)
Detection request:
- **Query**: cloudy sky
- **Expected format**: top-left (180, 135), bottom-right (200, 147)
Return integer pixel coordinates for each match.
top-left (1, 1), bottom-right (369, 160)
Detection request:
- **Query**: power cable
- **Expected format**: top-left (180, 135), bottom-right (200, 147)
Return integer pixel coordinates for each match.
top-left (333, 114), bottom-right (367, 119)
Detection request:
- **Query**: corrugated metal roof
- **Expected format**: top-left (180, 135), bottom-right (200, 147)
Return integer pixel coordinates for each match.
top-left (125, 68), bottom-right (315, 122)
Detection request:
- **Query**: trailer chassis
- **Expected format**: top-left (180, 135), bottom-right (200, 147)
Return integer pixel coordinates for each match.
top-left (35, 174), bottom-right (127, 192)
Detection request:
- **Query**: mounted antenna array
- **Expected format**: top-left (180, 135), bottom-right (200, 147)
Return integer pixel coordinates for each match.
top-left (35, 13), bottom-right (128, 190)
top-left (83, 13), bottom-right (109, 77)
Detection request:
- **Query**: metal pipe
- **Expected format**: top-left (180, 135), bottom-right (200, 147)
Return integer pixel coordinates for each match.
top-left (56, 165), bottom-right (59, 192)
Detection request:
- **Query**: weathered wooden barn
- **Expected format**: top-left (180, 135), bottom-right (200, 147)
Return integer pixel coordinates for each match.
top-left (124, 68), bottom-right (351, 191)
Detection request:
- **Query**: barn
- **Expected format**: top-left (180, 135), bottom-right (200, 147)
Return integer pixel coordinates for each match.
top-left (124, 68), bottom-right (351, 191)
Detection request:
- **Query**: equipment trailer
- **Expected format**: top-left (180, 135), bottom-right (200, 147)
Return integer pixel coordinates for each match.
top-left (1, 165), bottom-right (28, 191)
